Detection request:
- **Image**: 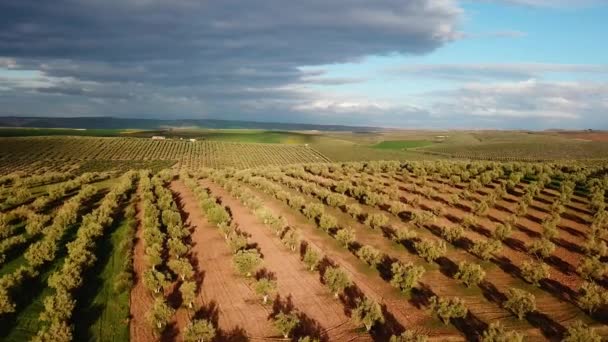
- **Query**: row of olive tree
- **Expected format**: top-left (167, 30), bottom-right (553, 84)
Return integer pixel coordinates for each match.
top-left (0, 183), bottom-right (100, 316)
top-left (33, 171), bottom-right (138, 342)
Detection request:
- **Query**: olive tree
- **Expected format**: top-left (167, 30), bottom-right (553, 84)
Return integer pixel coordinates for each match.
top-left (471, 239), bottom-right (502, 261)
top-left (357, 245), bottom-right (383, 268)
top-left (481, 322), bottom-right (523, 342)
top-left (147, 297), bottom-right (175, 335)
top-left (455, 262), bottom-right (486, 287)
top-left (335, 228), bottom-right (356, 248)
top-left (318, 213), bottom-right (338, 232)
top-left (577, 256), bottom-right (607, 281)
top-left (441, 225), bottom-right (464, 244)
top-left (429, 296), bottom-right (468, 325)
top-left (503, 288), bottom-right (536, 320)
top-left (273, 312), bottom-right (300, 339)
top-left (390, 261), bottom-right (425, 292)
top-left (521, 260), bottom-right (549, 286)
top-left (393, 227), bottom-right (417, 242)
top-left (233, 249), bottom-right (262, 277)
top-left (578, 282), bottom-right (608, 314)
top-left (352, 297), bottom-right (384, 332)
top-left (415, 239), bottom-right (446, 263)
top-left (184, 319), bottom-right (216, 342)
top-left (281, 229), bottom-right (299, 252)
top-left (562, 321), bottom-right (601, 342)
top-left (492, 223), bottom-right (513, 241)
top-left (527, 238), bottom-right (555, 259)
top-left (254, 278), bottom-right (277, 304)
top-left (228, 233), bottom-right (248, 254)
top-left (303, 248), bottom-right (320, 272)
top-left (346, 203), bottom-right (362, 219)
top-left (390, 331), bottom-right (428, 342)
top-left (365, 213), bottom-right (389, 230)
top-left (180, 281), bottom-right (197, 309)
top-left (323, 266), bottom-right (352, 298)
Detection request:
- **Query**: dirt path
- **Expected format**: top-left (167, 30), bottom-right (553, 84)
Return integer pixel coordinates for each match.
top-left (170, 180), bottom-right (275, 340)
top-left (130, 191), bottom-right (156, 342)
top-left (200, 179), bottom-right (370, 341)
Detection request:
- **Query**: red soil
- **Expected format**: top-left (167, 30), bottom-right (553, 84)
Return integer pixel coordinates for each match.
top-left (200, 179), bottom-right (369, 341)
top-left (130, 192), bottom-right (156, 342)
top-left (170, 180), bottom-right (275, 340)
top-left (201, 180), bottom-right (463, 340)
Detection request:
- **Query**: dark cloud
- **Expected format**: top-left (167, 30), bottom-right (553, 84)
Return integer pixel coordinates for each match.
top-left (0, 0), bottom-right (462, 125)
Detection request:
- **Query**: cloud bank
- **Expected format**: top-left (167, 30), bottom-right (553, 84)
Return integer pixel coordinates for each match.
top-left (0, 0), bottom-right (606, 129)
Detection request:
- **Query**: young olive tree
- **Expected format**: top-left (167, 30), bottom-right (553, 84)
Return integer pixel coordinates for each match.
top-left (503, 288), bottom-right (536, 320)
top-left (352, 297), bottom-right (385, 332)
top-left (481, 322), bottom-right (523, 342)
top-left (233, 249), bottom-right (262, 277)
top-left (527, 238), bottom-right (555, 259)
top-left (414, 239), bottom-right (447, 263)
top-left (441, 225), bottom-right (464, 244)
top-left (254, 278), bottom-right (277, 304)
top-left (389, 331), bottom-right (428, 342)
top-left (184, 319), bottom-right (216, 342)
top-left (147, 297), bottom-right (175, 335)
top-left (455, 262), bottom-right (486, 288)
top-left (492, 223), bottom-right (513, 241)
top-left (578, 282), bottom-right (608, 314)
top-left (365, 213), bottom-right (389, 230)
top-left (390, 261), bottom-right (425, 293)
top-left (357, 245), bottom-right (383, 268)
top-left (273, 312), bottom-right (300, 339)
top-left (318, 213), bottom-right (338, 232)
top-left (335, 228), bottom-right (356, 248)
top-left (577, 256), bottom-right (607, 281)
top-left (323, 266), bottom-right (352, 298)
top-left (429, 296), bottom-right (468, 325)
top-left (393, 227), bottom-right (418, 243)
top-left (471, 239), bottom-right (502, 261)
top-left (562, 321), bottom-right (601, 342)
top-left (521, 260), bottom-right (549, 287)
top-left (303, 248), bottom-right (320, 272)
top-left (180, 281), bottom-right (197, 309)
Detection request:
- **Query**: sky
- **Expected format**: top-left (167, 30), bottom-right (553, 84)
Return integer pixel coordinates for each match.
top-left (0, 0), bottom-right (607, 129)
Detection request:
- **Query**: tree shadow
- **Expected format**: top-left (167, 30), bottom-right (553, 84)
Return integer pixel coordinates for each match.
top-left (377, 255), bottom-right (397, 282)
top-left (195, 300), bottom-right (220, 327)
top-left (293, 311), bottom-right (328, 341)
top-left (479, 280), bottom-right (507, 304)
top-left (371, 304), bottom-right (404, 341)
top-left (539, 278), bottom-right (577, 303)
top-left (544, 255), bottom-right (576, 275)
top-left (270, 294), bottom-right (296, 318)
top-left (452, 311), bottom-right (488, 342)
top-left (216, 326), bottom-right (249, 342)
top-left (255, 268), bottom-right (277, 281)
top-left (161, 322), bottom-right (179, 342)
top-left (526, 311), bottom-right (565, 340)
top-left (436, 256), bottom-right (459, 278)
top-left (409, 282), bottom-right (435, 309)
top-left (492, 256), bottom-right (522, 279)
top-left (503, 237), bottom-right (528, 253)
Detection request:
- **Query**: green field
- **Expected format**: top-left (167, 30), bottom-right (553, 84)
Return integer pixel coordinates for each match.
top-left (372, 140), bottom-right (434, 150)
top-left (73, 204), bottom-right (134, 341)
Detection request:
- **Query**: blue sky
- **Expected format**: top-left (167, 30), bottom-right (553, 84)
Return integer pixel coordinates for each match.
top-left (0, 0), bottom-right (607, 129)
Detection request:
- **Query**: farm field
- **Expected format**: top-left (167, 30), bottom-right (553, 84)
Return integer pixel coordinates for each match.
top-left (1, 158), bottom-right (607, 342)
top-left (0, 136), bottom-right (330, 174)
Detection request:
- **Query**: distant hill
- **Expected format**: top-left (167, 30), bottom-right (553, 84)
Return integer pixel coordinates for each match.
top-left (0, 116), bottom-right (379, 132)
